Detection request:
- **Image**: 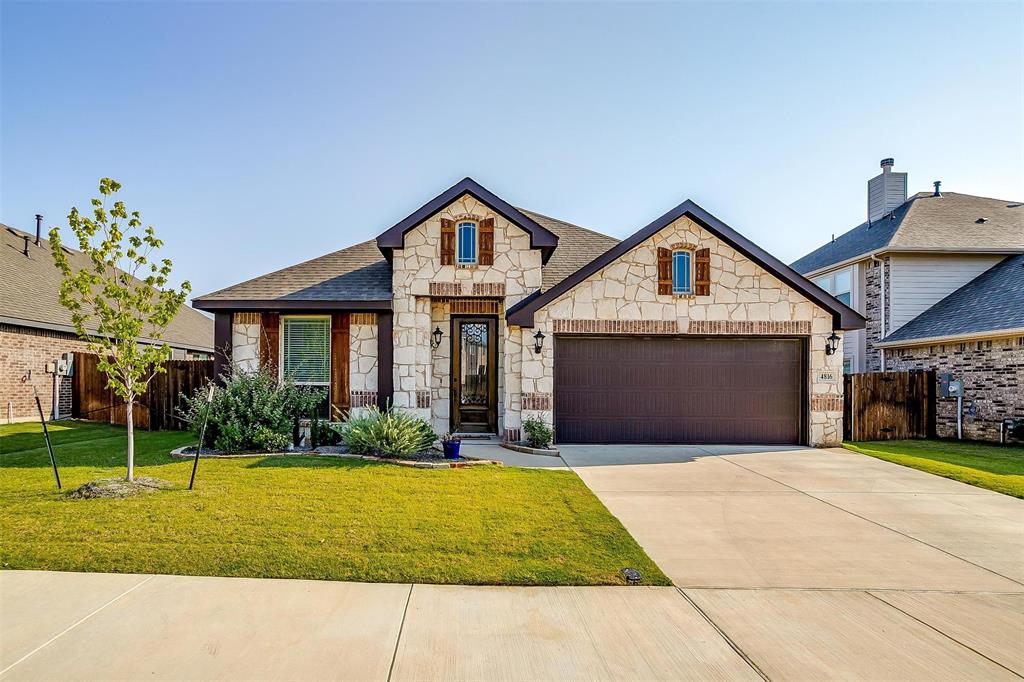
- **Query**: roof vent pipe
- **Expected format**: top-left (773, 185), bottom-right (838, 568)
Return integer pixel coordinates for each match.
top-left (880, 158), bottom-right (895, 171)
top-left (933, 181), bottom-right (942, 197)
top-left (23, 234), bottom-right (30, 256)
top-left (35, 214), bottom-right (43, 245)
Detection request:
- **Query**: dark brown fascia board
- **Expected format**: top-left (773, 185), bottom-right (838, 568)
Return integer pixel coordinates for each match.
top-left (507, 199), bottom-right (866, 331)
top-left (192, 299), bottom-right (392, 312)
top-left (375, 177), bottom-right (559, 263)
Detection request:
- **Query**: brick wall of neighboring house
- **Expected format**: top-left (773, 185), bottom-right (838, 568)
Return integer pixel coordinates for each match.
top-left (0, 324), bottom-right (92, 423)
top-left (888, 336), bottom-right (1024, 441)
top-left (863, 257), bottom-right (890, 372)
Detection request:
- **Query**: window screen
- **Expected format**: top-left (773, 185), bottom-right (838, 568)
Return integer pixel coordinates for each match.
top-left (282, 317), bottom-right (330, 384)
top-left (672, 250), bottom-right (692, 294)
top-left (457, 221), bottom-right (477, 265)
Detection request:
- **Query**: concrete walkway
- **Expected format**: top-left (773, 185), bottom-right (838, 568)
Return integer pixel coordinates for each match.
top-left (2, 446), bottom-right (1022, 680)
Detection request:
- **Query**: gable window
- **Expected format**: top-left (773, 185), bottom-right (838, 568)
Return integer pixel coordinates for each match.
top-left (813, 268), bottom-right (852, 307)
top-left (672, 250), bottom-right (693, 294)
top-left (282, 316), bottom-right (331, 417)
top-left (457, 221), bottom-right (477, 265)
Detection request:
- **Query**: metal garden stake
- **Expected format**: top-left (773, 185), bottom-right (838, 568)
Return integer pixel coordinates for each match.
top-left (189, 384), bottom-right (215, 490)
top-left (29, 379), bottom-right (61, 489)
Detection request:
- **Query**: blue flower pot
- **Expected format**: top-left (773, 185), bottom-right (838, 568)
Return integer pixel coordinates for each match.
top-left (442, 441), bottom-right (461, 459)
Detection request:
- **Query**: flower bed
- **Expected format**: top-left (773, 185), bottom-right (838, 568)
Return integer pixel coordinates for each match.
top-left (168, 445), bottom-right (501, 469)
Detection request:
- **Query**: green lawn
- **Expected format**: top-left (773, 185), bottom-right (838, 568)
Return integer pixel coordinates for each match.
top-left (844, 439), bottom-right (1024, 498)
top-left (0, 421), bottom-right (668, 586)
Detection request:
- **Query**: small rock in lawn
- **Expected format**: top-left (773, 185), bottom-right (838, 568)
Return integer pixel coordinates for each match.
top-left (66, 477), bottom-right (173, 500)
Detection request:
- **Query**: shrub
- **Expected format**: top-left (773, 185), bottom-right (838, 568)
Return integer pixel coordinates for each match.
top-left (523, 416), bottom-right (553, 449)
top-left (338, 407), bottom-right (437, 459)
top-left (179, 367), bottom-right (325, 452)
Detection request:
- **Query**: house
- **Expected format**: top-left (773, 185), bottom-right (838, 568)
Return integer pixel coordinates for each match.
top-left (791, 159), bottom-right (1024, 440)
top-left (1, 219), bottom-right (215, 423)
top-left (194, 178), bottom-right (863, 447)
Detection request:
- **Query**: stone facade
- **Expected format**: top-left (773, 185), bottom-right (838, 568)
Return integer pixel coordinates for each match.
top-left (1, 324), bottom-right (91, 423)
top-left (887, 336), bottom-right (1024, 441)
top-left (390, 193), bottom-right (541, 430)
top-left (231, 312), bottom-right (262, 374)
top-left (516, 214), bottom-right (844, 447)
top-left (349, 315), bottom-right (378, 416)
top-left (863, 257), bottom-right (890, 372)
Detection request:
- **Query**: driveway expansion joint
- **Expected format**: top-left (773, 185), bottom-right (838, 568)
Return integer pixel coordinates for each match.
top-left (675, 587), bottom-right (771, 681)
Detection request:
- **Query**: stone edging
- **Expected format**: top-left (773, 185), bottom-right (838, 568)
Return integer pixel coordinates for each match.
top-left (168, 446), bottom-right (501, 469)
top-left (500, 442), bottom-right (561, 457)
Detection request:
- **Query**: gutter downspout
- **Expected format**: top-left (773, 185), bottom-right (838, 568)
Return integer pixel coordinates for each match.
top-left (870, 254), bottom-right (887, 371)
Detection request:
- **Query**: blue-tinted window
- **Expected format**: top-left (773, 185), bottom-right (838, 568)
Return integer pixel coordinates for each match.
top-left (457, 222), bottom-right (477, 265)
top-left (672, 250), bottom-right (692, 294)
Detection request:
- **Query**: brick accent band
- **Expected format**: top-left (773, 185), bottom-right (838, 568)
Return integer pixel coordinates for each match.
top-left (429, 282), bottom-right (463, 297)
top-left (551, 319), bottom-right (680, 334)
top-left (350, 390), bottom-right (378, 408)
top-left (688, 320), bottom-right (812, 335)
top-left (810, 394), bottom-right (843, 412)
top-left (521, 393), bottom-right (552, 410)
top-left (416, 390), bottom-right (431, 408)
top-left (234, 312), bottom-right (260, 325)
top-left (350, 313), bottom-right (377, 326)
top-left (472, 282), bottom-right (505, 297)
top-left (449, 299), bottom-right (500, 315)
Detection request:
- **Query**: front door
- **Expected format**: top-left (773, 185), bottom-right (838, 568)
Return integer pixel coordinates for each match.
top-left (451, 317), bottom-right (497, 433)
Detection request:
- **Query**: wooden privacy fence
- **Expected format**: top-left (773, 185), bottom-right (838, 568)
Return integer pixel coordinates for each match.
top-left (71, 352), bottom-right (214, 431)
top-left (844, 370), bottom-right (936, 441)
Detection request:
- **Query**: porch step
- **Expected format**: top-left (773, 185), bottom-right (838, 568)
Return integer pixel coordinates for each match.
top-left (450, 433), bottom-right (500, 441)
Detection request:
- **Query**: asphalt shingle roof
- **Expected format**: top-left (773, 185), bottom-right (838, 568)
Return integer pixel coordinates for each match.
top-left (1, 224), bottom-right (214, 351)
top-left (194, 209), bottom-right (622, 304)
top-left (791, 192), bottom-right (1024, 274)
top-left (881, 254), bottom-right (1024, 344)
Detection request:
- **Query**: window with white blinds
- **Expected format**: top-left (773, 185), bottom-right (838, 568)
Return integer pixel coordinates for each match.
top-left (282, 317), bottom-right (330, 384)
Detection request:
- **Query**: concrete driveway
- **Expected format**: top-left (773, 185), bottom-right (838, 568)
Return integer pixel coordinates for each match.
top-left (563, 444), bottom-right (1024, 680)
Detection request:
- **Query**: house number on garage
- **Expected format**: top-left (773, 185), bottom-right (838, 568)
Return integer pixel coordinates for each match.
top-left (816, 370), bottom-right (839, 383)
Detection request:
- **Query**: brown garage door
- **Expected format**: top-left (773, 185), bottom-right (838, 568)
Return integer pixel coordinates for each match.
top-left (554, 336), bottom-right (804, 444)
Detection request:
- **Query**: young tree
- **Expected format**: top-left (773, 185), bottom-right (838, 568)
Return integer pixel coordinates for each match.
top-left (49, 178), bottom-right (191, 481)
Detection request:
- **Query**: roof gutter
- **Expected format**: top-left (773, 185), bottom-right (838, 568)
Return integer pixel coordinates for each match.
top-left (876, 327), bottom-right (1024, 349)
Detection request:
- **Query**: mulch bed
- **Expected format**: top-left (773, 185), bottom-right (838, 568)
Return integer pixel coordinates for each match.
top-left (66, 477), bottom-right (173, 499)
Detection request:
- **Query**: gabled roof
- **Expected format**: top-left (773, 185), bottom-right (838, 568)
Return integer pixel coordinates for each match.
top-left (2, 224), bottom-right (214, 352)
top-left (878, 254), bottom-right (1024, 346)
top-left (792, 192), bottom-right (1024, 275)
top-left (193, 240), bottom-right (392, 310)
top-left (508, 200), bottom-right (865, 330)
top-left (375, 177), bottom-right (559, 262)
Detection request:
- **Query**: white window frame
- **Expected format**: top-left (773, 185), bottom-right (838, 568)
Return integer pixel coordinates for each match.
top-left (456, 220), bottom-right (478, 266)
top-left (813, 267), bottom-right (852, 307)
top-left (671, 249), bottom-right (693, 295)
top-left (279, 315), bottom-right (332, 389)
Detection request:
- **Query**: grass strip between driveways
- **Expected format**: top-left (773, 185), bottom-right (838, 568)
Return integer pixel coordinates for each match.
top-left (843, 439), bottom-right (1024, 498)
top-left (0, 421), bottom-right (669, 586)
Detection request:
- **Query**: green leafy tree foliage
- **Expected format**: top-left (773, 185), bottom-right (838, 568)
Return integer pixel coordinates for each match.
top-left (49, 178), bottom-right (190, 481)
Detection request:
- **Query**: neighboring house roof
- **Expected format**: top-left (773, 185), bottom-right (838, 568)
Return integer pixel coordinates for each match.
top-left (193, 240), bottom-right (393, 310)
top-left (193, 207), bottom-right (619, 310)
top-left (508, 199), bottom-right (865, 330)
top-left (791, 192), bottom-right (1024, 275)
top-left (1, 224), bottom-right (214, 352)
top-left (375, 177), bottom-right (559, 263)
top-left (878, 254), bottom-right (1024, 346)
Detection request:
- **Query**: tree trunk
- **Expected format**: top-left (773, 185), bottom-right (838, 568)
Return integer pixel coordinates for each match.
top-left (126, 397), bottom-right (135, 482)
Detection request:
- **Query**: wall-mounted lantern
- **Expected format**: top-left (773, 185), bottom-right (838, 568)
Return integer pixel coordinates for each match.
top-left (533, 330), bottom-right (546, 354)
top-left (430, 326), bottom-right (444, 349)
top-left (824, 331), bottom-right (840, 356)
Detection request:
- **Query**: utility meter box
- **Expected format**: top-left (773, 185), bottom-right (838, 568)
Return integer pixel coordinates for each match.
top-left (948, 380), bottom-right (964, 398)
top-left (938, 373), bottom-right (954, 398)
top-left (59, 352), bottom-right (75, 377)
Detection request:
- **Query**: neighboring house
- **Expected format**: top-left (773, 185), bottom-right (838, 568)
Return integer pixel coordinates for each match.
top-left (1, 220), bottom-right (214, 423)
top-left (194, 178), bottom-right (862, 447)
top-left (792, 159), bottom-right (1024, 440)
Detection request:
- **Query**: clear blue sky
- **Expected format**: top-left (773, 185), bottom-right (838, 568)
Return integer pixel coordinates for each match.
top-left (3, 1), bottom-right (1021, 302)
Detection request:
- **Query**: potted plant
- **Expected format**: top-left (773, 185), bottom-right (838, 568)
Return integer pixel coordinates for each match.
top-left (441, 433), bottom-right (461, 459)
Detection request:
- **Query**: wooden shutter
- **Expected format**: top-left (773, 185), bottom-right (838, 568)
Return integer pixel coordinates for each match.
top-left (657, 247), bottom-right (672, 295)
top-left (440, 218), bottom-right (455, 265)
top-left (330, 314), bottom-right (350, 419)
top-left (259, 312), bottom-right (280, 374)
top-left (694, 247), bottom-right (711, 296)
top-left (479, 218), bottom-right (495, 265)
